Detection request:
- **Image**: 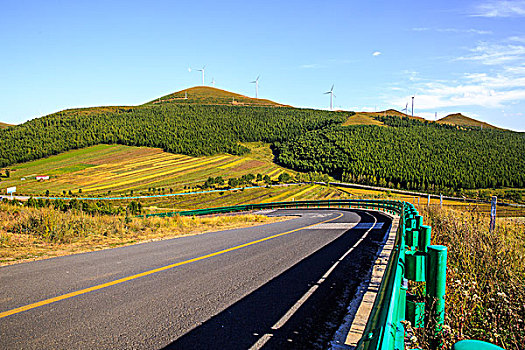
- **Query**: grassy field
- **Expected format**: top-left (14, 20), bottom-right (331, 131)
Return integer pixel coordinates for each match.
top-left (0, 202), bottom-right (290, 265)
top-left (343, 113), bottom-right (385, 126)
top-left (112, 183), bottom-right (349, 214)
top-left (412, 206), bottom-right (525, 349)
top-left (1, 143), bottom-right (295, 196)
top-left (335, 186), bottom-right (525, 217)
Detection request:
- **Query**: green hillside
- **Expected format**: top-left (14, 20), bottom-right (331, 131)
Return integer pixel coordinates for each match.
top-left (274, 121), bottom-right (525, 192)
top-left (0, 100), bottom-right (347, 168)
top-left (1, 86), bottom-right (522, 197)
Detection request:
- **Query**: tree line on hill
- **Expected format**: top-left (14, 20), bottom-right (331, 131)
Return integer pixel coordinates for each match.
top-left (1, 104), bottom-right (523, 195)
top-left (273, 121), bottom-right (525, 194)
top-left (0, 104), bottom-right (346, 167)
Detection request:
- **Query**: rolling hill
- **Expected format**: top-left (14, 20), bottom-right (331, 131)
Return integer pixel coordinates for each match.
top-left (0, 122), bottom-right (13, 129)
top-left (146, 86), bottom-right (288, 107)
top-left (1, 86), bottom-right (522, 197)
top-left (343, 109), bottom-right (424, 126)
top-left (361, 109), bottom-right (424, 120)
top-left (437, 113), bottom-right (500, 130)
top-left (42, 86), bottom-right (287, 119)
top-left (0, 91), bottom-right (346, 168)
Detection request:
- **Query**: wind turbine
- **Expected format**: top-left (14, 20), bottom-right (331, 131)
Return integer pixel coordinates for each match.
top-left (324, 84), bottom-right (335, 110)
top-left (411, 94), bottom-right (415, 117)
top-left (211, 77), bottom-right (216, 87)
top-left (196, 66), bottom-right (206, 86)
top-left (402, 103), bottom-right (408, 115)
top-left (250, 75), bottom-right (260, 98)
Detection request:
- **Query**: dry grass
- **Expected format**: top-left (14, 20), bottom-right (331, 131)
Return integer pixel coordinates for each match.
top-left (0, 203), bottom-right (289, 266)
top-left (342, 113), bottom-right (385, 126)
top-left (413, 206), bottom-right (525, 349)
top-left (437, 113), bottom-right (500, 130)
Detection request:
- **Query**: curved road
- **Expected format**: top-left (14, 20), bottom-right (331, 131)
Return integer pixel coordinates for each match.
top-left (0, 209), bottom-right (392, 349)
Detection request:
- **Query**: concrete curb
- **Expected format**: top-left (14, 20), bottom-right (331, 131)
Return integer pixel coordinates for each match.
top-left (336, 211), bottom-right (400, 348)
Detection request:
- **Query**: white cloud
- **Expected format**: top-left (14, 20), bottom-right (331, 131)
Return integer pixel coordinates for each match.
top-left (372, 51), bottom-right (381, 57)
top-left (391, 81), bottom-right (525, 110)
top-left (456, 41), bottom-right (525, 65)
top-left (384, 37), bottom-right (525, 121)
top-left (439, 28), bottom-right (492, 35)
top-left (300, 63), bottom-right (322, 69)
top-left (412, 27), bottom-right (492, 35)
top-left (472, 1), bottom-right (525, 17)
top-left (508, 35), bottom-right (525, 43)
top-left (390, 58), bottom-right (525, 111)
top-left (464, 71), bottom-right (525, 89)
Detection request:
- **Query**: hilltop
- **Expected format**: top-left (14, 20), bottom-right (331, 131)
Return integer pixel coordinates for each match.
top-left (41, 86), bottom-right (287, 119)
top-left (437, 113), bottom-right (500, 130)
top-left (146, 86), bottom-right (288, 107)
top-left (343, 110), bottom-right (503, 130)
top-left (343, 109), bottom-right (424, 126)
top-left (0, 122), bottom-right (13, 129)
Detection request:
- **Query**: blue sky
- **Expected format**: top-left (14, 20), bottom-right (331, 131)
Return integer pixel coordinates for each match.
top-left (1, 0), bottom-right (524, 131)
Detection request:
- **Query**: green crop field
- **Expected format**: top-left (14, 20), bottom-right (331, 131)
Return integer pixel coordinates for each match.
top-left (1, 143), bottom-right (295, 196)
top-left (123, 183), bottom-right (351, 214)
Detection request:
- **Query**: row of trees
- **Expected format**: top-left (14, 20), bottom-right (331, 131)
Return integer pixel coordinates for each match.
top-left (19, 197), bottom-right (142, 215)
top-left (0, 104), bottom-right (346, 167)
top-left (202, 173), bottom-right (295, 189)
top-left (274, 124), bottom-right (525, 192)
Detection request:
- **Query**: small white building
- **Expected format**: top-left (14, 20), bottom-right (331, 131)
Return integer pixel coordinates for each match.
top-left (36, 175), bottom-right (50, 181)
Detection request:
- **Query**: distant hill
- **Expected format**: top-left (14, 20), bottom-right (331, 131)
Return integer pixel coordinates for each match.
top-left (41, 87), bottom-right (286, 119)
top-left (343, 109), bottom-right (424, 126)
top-left (437, 113), bottom-right (500, 130)
top-left (363, 109), bottom-right (425, 121)
top-left (146, 86), bottom-right (288, 107)
top-left (50, 106), bottom-right (135, 117)
top-left (0, 122), bottom-right (13, 129)
top-left (343, 113), bottom-right (385, 126)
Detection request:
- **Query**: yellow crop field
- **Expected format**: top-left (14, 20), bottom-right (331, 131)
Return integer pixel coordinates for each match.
top-left (2, 143), bottom-right (297, 196)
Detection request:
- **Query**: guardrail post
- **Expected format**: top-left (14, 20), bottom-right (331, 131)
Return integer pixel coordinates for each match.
top-left (418, 225), bottom-right (431, 252)
top-left (426, 245), bottom-right (447, 348)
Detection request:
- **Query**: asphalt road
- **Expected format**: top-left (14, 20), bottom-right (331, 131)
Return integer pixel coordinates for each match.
top-left (0, 209), bottom-right (392, 349)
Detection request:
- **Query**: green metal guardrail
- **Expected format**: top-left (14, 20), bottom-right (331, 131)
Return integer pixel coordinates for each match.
top-left (139, 199), bottom-right (447, 349)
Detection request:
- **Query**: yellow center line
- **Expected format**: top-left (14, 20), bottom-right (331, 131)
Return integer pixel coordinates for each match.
top-left (0, 212), bottom-right (344, 319)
